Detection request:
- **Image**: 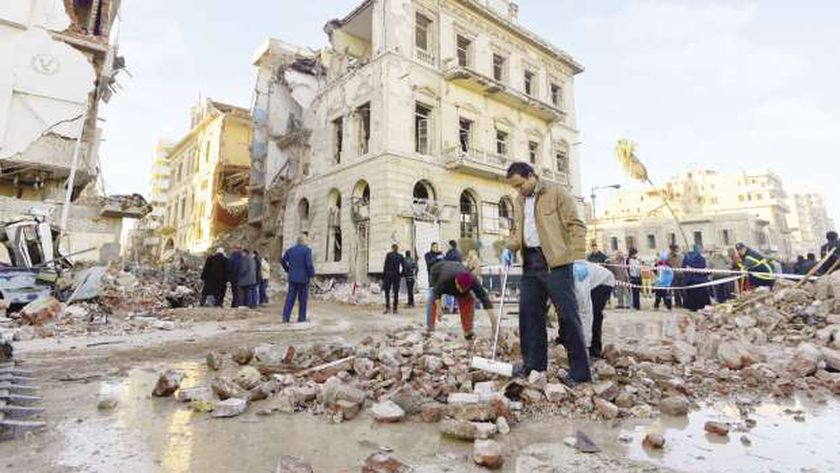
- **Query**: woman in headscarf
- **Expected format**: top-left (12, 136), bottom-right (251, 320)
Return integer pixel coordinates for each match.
top-left (682, 244), bottom-right (710, 311)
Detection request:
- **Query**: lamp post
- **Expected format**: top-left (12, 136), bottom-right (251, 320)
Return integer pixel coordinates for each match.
top-left (590, 184), bottom-right (621, 251)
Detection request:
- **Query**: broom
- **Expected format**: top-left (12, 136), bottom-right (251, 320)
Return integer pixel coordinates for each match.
top-left (471, 263), bottom-right (513, 377)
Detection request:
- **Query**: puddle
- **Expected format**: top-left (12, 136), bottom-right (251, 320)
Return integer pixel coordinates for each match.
top-left (624, 397), bottom-right (840, 472)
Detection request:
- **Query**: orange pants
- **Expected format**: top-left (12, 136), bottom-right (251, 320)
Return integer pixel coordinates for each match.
top-left (427, 292), bottom-right (474, 334)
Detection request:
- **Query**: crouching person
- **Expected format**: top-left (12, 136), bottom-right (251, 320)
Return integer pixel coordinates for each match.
top-left (425, 260), bottom-right (498, 340)
top-left (569, 261), bottom-right (615, 359)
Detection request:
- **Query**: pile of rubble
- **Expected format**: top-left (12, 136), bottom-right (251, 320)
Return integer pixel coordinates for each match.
top-left (143, 272), bottom-right (840, 469)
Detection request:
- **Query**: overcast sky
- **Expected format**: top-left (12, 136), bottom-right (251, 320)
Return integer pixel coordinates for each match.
top-left (99, 0), bottom-right (840, 226)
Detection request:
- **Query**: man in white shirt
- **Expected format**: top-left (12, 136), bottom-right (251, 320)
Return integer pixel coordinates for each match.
top-left (503, 162), bottom-right (591, 385)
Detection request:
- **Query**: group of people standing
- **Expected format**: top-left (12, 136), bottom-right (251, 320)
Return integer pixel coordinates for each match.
top-left (586, 232), bottom-right (836, 313)
top-left (200, 246), bottom-right (270, 309)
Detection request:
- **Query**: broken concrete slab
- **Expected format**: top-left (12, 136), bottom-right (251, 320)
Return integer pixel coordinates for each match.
top-left (212, 398), bottom-right (247, 418)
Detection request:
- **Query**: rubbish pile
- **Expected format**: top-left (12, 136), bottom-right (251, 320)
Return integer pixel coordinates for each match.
top-left (146, 273), bottom-right (840, 468)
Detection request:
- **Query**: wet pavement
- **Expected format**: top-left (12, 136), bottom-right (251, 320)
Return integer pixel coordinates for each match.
top-left (3, 303), bottom-right (840, 472)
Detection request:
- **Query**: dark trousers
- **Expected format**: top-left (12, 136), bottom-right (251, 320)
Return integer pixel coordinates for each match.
top-left (282, 282), bottom-right (309, 322)
top-left (240, 285), bottom-right (257, 309)
top-left (672, 276), bottom-right (684, 307)
top-left (590, 285), bottom-right (613, 358)
top-left (405, 278), bottom-right (415, 307)
top-left (201, 283), bottom-right (225, 307)
top-left (230, 283), bottom-right (240, 308)
top-left (654, 289), bottom-right (672, 309)
top-left (258, 280), bottom-right (269, 305)
top-left (712, 281), bottom-right (732, 303)
top-left (519, 248), bottom-right (591, 381)
top-left (630, 277), bottom-right (642, 310)
top-left (382, 276), bottom-right (400, 310)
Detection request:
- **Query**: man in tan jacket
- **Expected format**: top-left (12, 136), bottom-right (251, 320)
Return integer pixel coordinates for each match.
top-left (503, 162), bottom-right (592, 384)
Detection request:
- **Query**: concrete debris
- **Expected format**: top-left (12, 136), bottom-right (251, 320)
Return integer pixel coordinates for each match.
top-left (212, 398), bottom-right (247, 418)
top-left (704, 421), bottom-right (730, 436)
top-left (19, 297), bottom-right (64, 326)
top-left (152, 369), bottom-right (182, 397)
top-left (361, 452), bottom-right (413, 473)
top-left (232, 347), bottom-right (254, 365)
top-left (275, 456), bottom-right (314, 473)
top-left (472, 439), bottom-right (504, 469)
top-left (643, 433), bottom-right (666, 449)
top-left (370, 400), bottom-right (405, 423)
top-left (236, 366), bottom-right (262, 390)
top-left (96, 382), bottom-right (120, 410)
top-left (658, 396), bottom-right (689, 417)
top-left (176, 386), bottom-right (215, 403)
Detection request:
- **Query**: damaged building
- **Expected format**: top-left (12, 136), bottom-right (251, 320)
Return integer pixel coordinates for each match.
top-left (0, 0), bottom-right (138, 263)
top-left (249, 0), bottom-right (584, 287)
top-left (154, 98), bottom-right (253, 256)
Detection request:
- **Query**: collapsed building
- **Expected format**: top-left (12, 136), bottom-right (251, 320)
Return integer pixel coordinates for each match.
top-left (143, 98), bottom-right (253, 257)
top-left (249, 0), bottom-right (584, 287)
top-left (0, 0), bottom-right (143, 263)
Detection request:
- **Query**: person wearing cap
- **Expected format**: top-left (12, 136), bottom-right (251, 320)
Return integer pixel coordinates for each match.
top-left (425, 260), bottom-right (497, 339)
top-left (735, 243), bottom-right (775, 288)
top-left (502, 162), bottom-right (591, 385)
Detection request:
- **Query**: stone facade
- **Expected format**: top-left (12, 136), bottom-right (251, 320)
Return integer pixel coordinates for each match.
top-left (597, 169), bottom-right (794, 259)
top-left (250, 0), bottom-right (583, 284)
top-left (158, 99), bottom-right (252, 255)
top-left (787, 192), bottom-right (835, 257)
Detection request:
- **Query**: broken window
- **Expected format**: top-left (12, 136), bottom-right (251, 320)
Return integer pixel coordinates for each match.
top-left (524, 69), bottom-right (535, 96)
top-left (298, 199), bottom-right (310, 233)
top-left (415, 103), bottom-right (431, 154)
top-left (550, 83), bottom-right (562, 107)
top-left (495, 130), bottom-right (508, 157)
top-left (647, 234), bottom-right (656, 250)
top-left (332, 117), bottom-right (343, 164)
top-left (69, 0), bottom-right (107, 36)
top-left (356, 103), bottom-right (371, 156)
top-left (456, 35), bottom-right (472, 67)
top-left (327, 191), bottom-right (342, 262)
top-left (499, 197), bottom-right (514, 234)
top-left (415, 13), bottom-right (432, 51)
top-left (459, 118), bottom-right (473, 153)
top-left (554, 145), bottom-right (569, 174)
top-left (528, 141), bottom-right (539, 165)
top-left (460, 191), bottom-right (479, 240)
top-left (493, 53), bottom-right (506, 82)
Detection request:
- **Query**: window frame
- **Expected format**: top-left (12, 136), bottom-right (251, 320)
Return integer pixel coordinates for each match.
top-left (458, 117), bottom-right (473, 153)
top-left (456, 34), bottom-right (472, 68)
top-left (492, 53), bottom-right (507, 82)
top-left (414, 102), bottom-right (432, 155)
top-left (415, 13), bottom-right (432, 52)
top-left (495, 129), bottom-right (508, 157)
top-left (528, 140), bottom-right (539, 165)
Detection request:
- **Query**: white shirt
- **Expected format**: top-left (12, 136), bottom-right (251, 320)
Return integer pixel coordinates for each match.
top-left (573, 262), bottom-right (616, 347)
top-left (524, 195), bottom-right (541, 248)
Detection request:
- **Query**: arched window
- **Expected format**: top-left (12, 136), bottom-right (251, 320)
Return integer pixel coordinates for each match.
top-left (460, 190), bottom-right (479, 239)
top-left (297, 198), bottom-right (310, 235)
top-left (352, 180), bottom-right (370, 222)
top-left (413, 180), bottom-right (435, 202)
top-left (327, 190), bottom-right (342, 262)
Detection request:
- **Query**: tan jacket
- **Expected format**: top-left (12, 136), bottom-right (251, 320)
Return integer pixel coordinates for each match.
top-left (508, 180), bottom-right (587, 268)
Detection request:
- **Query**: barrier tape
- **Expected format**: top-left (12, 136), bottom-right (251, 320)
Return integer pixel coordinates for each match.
top-left (614, 274), bottom-right (744, 291)
top-left (597, 262), bottom-right (810, 281)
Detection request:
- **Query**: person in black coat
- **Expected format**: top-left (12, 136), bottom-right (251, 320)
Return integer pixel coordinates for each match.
top-left (445, 240), bottom-right (463, 262)
top-left (424, 242), bottom-right (443, 281)
top-left (382, 244), bottom-right (405, 314)
top-left (403, 250), bottom-right (418, 307)
top-left (201, 248), bottom-right (228, 306)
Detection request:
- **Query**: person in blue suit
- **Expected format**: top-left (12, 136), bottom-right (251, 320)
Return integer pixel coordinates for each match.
top-left (281, 234), bottom-right (316, 323)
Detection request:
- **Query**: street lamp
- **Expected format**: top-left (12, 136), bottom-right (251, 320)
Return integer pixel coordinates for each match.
top-left (590, 184), bottom-right (621, 250)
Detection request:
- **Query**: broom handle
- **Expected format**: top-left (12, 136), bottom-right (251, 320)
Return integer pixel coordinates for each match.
top-left (491, 263), bottom-right (510, 361)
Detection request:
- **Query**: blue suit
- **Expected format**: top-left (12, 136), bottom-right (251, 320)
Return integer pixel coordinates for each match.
top-left (281, 244), bottom-right (316, 322)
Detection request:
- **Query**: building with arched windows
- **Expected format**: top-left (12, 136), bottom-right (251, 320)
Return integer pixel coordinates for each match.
top-left (248, 0), bottom-right (583, 284)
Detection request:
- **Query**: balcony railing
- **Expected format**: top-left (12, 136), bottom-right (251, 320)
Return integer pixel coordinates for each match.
top-left (443, 65), bottom-right (566, 122)
top-left (415, 49), bottom-right (435, 67)
top-left (443, 146), bottom-right (512, 179)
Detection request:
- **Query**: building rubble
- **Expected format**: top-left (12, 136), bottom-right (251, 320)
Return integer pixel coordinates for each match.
top-left (144, 273), bottom-right (840, 469)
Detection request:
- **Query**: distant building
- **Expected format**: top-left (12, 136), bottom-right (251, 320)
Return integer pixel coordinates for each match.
top-left (157, 99), bottom-right (252, 255)
top-left (593, 169), bottom-right (794, 260)
top-left (786, 192), bottom-right (835, 257)
top-left (249, 0), bottom-right (584, 286)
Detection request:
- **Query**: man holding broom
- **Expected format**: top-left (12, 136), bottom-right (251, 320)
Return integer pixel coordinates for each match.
top-left (502, 162), bottom-right (592, 385)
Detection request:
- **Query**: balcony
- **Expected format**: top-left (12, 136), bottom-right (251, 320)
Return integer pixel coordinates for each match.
top-left (444, 146), bottom-right (511, 180)
top-left (444, 66), bottom-right (566, 122)
top-left (415, 49), bottom-right (436, 67)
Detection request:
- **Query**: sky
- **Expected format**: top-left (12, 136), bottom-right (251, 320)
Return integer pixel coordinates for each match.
top-left (99, 0), bottom-right (840, 226)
